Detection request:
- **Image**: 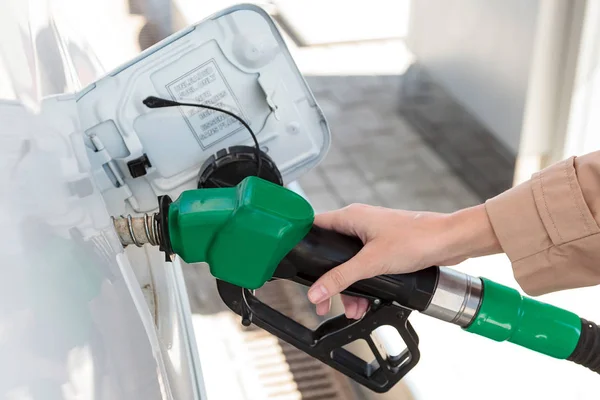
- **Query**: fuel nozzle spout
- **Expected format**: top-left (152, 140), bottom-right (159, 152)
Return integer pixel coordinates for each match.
top-left (112, 195), bottom-right (174, 260)
top-left (112, 213), bottom-right (161, 247)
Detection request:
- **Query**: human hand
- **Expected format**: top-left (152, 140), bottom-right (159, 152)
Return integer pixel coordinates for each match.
top-left (306, 203), bottom-right (501, 319)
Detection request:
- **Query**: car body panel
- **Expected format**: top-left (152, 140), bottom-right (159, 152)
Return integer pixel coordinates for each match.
top-left (0, 1), bottom-right (206, 398)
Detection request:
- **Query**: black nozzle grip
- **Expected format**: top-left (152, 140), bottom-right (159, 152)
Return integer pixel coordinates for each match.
top-left (279, 226), bottom-right (439, 311)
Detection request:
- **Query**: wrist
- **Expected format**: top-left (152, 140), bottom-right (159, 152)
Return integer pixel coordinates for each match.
top-left (445, 204), bottom-right (502, 261)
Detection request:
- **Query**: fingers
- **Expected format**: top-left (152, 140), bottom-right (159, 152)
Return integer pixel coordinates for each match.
top-left (317, 296), bottom-right (367, 319)
top-left (307, 246), bottom-right (377, 305)
top-left (341, 295), bottom-right (358, 318)
top-left (314, 204), bottom-right (367, 237)
top-left (341, 295), bottom-right (370, 319)
top-left (356, 297), bottom-right (369, 318)
top-left (315, 298), bottom-right (331, 316)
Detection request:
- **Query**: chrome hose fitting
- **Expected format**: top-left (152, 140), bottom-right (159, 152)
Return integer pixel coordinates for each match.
top-left (422, 267), bottom-right (483, 328)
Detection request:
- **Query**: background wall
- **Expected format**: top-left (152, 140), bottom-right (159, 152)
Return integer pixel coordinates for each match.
top-left (407, 0), bottom-right (540, 154)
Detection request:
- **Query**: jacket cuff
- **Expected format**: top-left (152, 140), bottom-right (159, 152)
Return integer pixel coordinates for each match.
top-left (530, 157), bottom-right (599, 245)
top-left (485, 179), bottom-right (551, 263)
top-left (485, 157), bottom-right (600, 295)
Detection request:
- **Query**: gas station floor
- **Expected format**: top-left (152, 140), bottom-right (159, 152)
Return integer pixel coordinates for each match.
top-left (300, 74), bottom-right (481, 214)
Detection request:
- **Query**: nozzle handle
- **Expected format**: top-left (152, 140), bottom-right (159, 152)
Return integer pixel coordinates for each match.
top-left (278, 226), bottom-right (439, 311)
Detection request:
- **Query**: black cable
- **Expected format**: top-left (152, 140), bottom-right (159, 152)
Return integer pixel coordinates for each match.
top-left (142, 96), bottom-right (262, 177)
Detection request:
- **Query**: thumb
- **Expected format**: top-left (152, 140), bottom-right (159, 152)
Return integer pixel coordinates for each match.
top-left (307, 245), bottom-right (377, 304)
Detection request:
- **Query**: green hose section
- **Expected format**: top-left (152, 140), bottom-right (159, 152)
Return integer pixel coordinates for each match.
top-left (465, 279), bottom-right (581, 359)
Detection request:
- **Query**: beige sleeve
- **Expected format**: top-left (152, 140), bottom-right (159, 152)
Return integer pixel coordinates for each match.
top-left (485, 151), bottom-right (600, 296)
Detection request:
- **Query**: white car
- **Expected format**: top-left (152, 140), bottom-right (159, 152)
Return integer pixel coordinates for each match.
top-left (0, 2), bottom-right (329, 399)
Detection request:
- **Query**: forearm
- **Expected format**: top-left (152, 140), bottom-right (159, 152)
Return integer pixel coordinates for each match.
top-left (442, 204), bottom-right (503, 262)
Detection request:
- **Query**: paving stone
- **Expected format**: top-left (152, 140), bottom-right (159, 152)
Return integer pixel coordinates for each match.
top-left (422, 100), bottom-right (466, 126)
top-left (375, 184), bottom-right (432, 210)
top-left (459, 165), bottom-right (497, 200)
top-left (415, 194), bottom-right (462, 213)
top-left (328, 82), bottom-right (367, 106)
top-left (378, 115), bottom-right (424, 141)
top-left (319, 144), bottom-right (349, 168)
top-left (484, 138), bottom-right (517, 167)
top-left (348, 142), bottom-right (426, 183)
top-left (438, 173), bottom-right (482, 207)
top-left (334, 184), bottom-right (382, 207)
top-left (301, 73), bottom-right (488, 215)
top-left (334, 107), bottom-right (390, 138)
top-left (321, 165), bottom-right (368, 189)
top-left (372, 132), bottom-right (424, 157)
top-left (347, 75), bottom-right (391, 91)
top-left (314, 94), bottom-right (341, 119)
top-left (304, 191), bottom-right (342, 213)
top-left (466, 155), bottom-right (514, 184)
top-left (349, 145), bottom-right (409, 181)
top-left (331, 125), bottom-right (380, 148)
top-left (444, 125), bottom-right (493, 155)
top-left (349, 151), bottom-right (389, 181)
top-left (384, 159), bottom-right (447, 193)
top-left (429, 140), bottom-right (467, 171)
top-left (298, 168), bottom-right (328, 191)
top-left (373, 165), bottom-right (442, 195)
top-left (399, 63), bottom-right (516, 200)
top-left (305, 76), bottom-right (337, 95)
top-left (415, 145), bottom-right (451, 174)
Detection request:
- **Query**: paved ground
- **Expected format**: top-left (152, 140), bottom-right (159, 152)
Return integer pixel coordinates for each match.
top-left (301, 75), bottom-right (480, 214)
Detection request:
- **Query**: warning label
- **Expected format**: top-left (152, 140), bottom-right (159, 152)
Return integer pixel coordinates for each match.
top-left (166, 59), bottom-right (246, 149)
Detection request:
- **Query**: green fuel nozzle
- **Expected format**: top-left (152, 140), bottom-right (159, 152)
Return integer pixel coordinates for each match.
top-left (165, 176), bottom-right (314, 288)
top-left (111, 176), bottom-right (314, 288)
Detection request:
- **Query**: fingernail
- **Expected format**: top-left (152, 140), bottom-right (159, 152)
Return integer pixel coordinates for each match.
top-left (308, 285), bottom-right (328, 304)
